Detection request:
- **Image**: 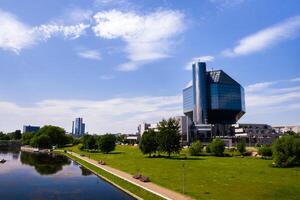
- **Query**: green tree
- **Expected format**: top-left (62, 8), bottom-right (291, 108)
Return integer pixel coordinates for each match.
top-left (36, 125), bottom-right (66, 147)
top-left (237, 140), bottom-right (246, 154)
top-left (210, 138), bottom-right (225, 157)
top-left (139, 129), bottom-right (158, 157)
top-left (97, 134), bottom-right (116, 153)
top-left (272, 135), bottom-right (300, 167)
top-left (82, 135), bottom-right (96, 150)
top-left (157, 118), bottom-right (182, 157)
top-left (189, 140), bottom-right (203, 156)
top-left (258, 145), bottom-right (272, 157)
top-left (0, 132), bottom-right (10, 140)
top-left (30, 135), bottom-right (51, 149)
top-left (8, 130), bottom-right (22, 140)
top-left (21, 132), bottom-right (35, 145)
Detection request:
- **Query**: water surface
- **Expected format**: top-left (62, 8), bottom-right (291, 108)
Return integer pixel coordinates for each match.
top-left (0, 150), bottom-right (134, 200)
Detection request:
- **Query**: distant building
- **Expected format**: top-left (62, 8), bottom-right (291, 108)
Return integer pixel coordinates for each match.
top-left (183, 61), bottom-right (245, 143)
top-left (233, 123), bottom-right (278, 145)
top-left (175, 116), bottom-right (193, 146)
top-left (23, 125), bottom-right (40, 133)
top-left (137, 122), bottom-right (157, 136)
top-left (273, 125), bottom-right (300, 134)
top-left (72, 118), bottom-right (85, 137)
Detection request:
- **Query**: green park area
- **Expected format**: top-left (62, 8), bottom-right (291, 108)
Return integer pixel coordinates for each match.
top-left (65, 145), bottom-right (300, 200)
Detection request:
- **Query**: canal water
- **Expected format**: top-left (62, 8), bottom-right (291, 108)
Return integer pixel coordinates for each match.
top-left (0, 150), bottom-right (134, 200)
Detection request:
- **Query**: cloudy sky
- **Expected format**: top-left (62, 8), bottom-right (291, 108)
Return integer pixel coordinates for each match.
top-left (0, 0), bottom-right (300, 134)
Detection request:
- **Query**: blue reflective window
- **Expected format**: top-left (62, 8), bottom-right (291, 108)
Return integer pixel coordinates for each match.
top-left (210, 84), bottom-right (243, 110)
top-left (183, 86), bottom-right (194, 112)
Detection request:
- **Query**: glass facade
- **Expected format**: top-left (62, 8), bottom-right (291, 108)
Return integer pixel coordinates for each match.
top-left (210, 83), bottom-right (244, 111)
top-left (183, 86), bottom-right (194, 113)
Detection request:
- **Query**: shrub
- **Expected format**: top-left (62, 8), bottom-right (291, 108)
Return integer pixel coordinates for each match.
top-left (258, 146), bottom-right (272, 157)
top-left (237, 140), bottom-right (246, 154)
top-left (206, 144), bottom-right (211, 153)
top-left (97, 134), bottom-right (116, 154)
top-left (139, 129), bottom-right (158, 157)
top-left (189, 140), bottom-right (203, 156)
top-left (272, 135), bottom-right (300, 167)
top-left (210, 138), bottom-right (225, 156)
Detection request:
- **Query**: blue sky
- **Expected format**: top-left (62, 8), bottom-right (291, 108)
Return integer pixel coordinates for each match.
top-left (0, 0), bottom-right (300, 133)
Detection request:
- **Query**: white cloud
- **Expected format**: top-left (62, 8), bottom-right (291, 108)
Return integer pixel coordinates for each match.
top-left (0, 96), bottom-right (182, 133)
top-left (0, 10), bottom-right (36, 53)
top-left (92, 9), bottom-right (185, 71)
top-left (291, 77), bottom-right (300, 82)
top-left (245, 81), bottom-right (277, 93)
top-left (77, 49), bottom-right (102, 60)
top-left (223, 15), bottom-right (300, 57)
top-left (0, 9), bottom-right (90, 53)
top-left (33, 23), bottom-right (90, 40)
top-left (185, 55), bottom-right (214, 70)
top-left (242, 78), bottom-right (300, 125)
top-left (99, 75), bottom-right (115, 80)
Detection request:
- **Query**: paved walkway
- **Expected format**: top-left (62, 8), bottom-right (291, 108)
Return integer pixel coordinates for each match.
top-left (68, 151), bottom-right (192, 200)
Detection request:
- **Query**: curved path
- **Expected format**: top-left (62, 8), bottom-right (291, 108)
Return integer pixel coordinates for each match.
top-left (68, 151), bottom-right (192, 200)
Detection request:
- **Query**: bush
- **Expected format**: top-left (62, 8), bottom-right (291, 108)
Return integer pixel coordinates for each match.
top-left (210, 138), bottom-right (225, 156)
top-left (258, 146), bottom-right (272, 157)
top-left (272, 135), bottom-right (300, 167)
top-left (97, 134), bottom-right (116, 154)
top-left (189, 140), bottom-right (203, 156)
top-left (139, 129), bottom-right (158, 157)
top-left (237, 140), bottom-right (246, 154)
top-left (206, 144), bottom-right (211, 153)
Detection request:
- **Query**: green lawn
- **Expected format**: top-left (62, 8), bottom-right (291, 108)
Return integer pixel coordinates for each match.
top-left (65, 145), bottom-right (300, 200)
top-left (63, 152), bottom-right (164, 200)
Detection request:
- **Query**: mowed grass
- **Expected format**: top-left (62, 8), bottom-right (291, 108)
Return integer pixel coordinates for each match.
top-left (65, 145), bottom-right (300, 200)
top-left (62, 152), bottom-right (164, 200)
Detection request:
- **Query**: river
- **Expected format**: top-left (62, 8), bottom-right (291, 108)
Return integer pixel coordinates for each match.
top-left (0, 150), bottom-right (134, 200)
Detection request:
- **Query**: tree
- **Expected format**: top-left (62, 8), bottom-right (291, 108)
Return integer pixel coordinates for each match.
top-left (116, 134), bottom-right (128, 144)
top-left (237, 140), bottom-right (246, 154)
top-left (82, 135), bottom-right (96, 150)
top-left (0, 132), bottom-right (10, 140)
top-left (36, 125), bottom-right (66, 147)
top-left (157, 118), bottom-right (182, 157)
top-left (139, 129), bottom-right (158, 157)
top-left (210, 138), bottom-right (225, 156)
top-left (22, 132), bottom-right (35, 145)
top-left (30, 135), bottom-right (51, 149)
top-left (8, 130), bottom-right (22, 140)
top-left (258, 145), bottom-right (272, 157)
top-left (97, 134), bottom-right (116, 153)
top-left (272, 135), bottom-right (300, 167)
top-left (189, 140), bottom-right (203, 156)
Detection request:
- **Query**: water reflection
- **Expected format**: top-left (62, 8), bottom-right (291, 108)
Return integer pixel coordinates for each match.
top-left (0, 151), bottom-right (133, 200)
top-left (20, 152), bottom-right (71, 175)
top-left (80, 166), bottom-right (93, 176)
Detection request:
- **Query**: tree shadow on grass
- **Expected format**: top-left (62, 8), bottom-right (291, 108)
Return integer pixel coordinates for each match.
top-left (108, 151), bottom-right (124, 155)
top-left (145, 155), bottom-right (205, 161)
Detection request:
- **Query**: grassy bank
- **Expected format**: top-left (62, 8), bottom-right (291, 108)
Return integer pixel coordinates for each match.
top-left (64, 145), bottom-right (300, 200)
top-left (59, 151), bottom-right (164, 200)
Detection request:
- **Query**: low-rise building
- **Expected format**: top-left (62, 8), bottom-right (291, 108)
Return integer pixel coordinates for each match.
top-left (273, 125), bottom-right (300, 134)
top-left (23, 125), bottom-right (40, 133)
top-left (137, 122), bottom-right (158, 137)
top-left (233, 123), bottom-right (278, 145)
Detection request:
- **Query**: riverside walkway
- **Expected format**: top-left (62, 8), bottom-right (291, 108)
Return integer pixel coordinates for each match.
top-left (68, 151), bottom-right (192, 200)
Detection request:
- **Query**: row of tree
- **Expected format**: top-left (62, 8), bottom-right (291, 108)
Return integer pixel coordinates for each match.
top-left (139, 118), bottom-right (181, 157)
top-left (81, 134), bottom-right (116, 153)
top-left (0, 130), bottom-right (22, 140)
top-left (22, 125), bottom-right (73, 149)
